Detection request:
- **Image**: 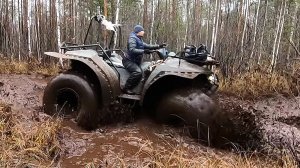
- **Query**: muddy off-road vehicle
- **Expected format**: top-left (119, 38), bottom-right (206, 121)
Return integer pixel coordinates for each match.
top-left (43, 15), bottom-right (220, 143)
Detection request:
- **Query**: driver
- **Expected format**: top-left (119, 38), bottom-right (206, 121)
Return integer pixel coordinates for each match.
top-left (122, 25), bottom-right (166, 95)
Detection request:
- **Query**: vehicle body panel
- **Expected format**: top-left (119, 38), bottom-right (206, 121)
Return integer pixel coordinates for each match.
top-left (45, 50), bottom-right (121, 106)
top-left (141, 57), bottom-right (213, 104)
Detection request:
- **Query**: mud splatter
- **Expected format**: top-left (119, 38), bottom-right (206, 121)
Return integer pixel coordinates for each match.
top-left (217, 95), bottom-right (300, 164)
top-left (0, 74), bottom-right (47, 109)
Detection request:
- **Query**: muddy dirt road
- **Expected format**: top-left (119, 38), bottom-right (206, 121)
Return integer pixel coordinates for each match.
top-left (0, 74), bottom-right (220, 167)
top-left (1, 74), bottom-right (300, 167)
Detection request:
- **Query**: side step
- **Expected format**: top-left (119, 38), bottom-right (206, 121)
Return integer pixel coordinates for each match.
top-left (118, 94), bottom-right (141, 101)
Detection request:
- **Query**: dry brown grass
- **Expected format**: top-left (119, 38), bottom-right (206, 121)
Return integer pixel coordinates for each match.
top-left (220, 72), bottom-right (293, 99)
top-left (0, 103), bottom-right (62, 167)
top-left (219, 70), bottom-right (299, 99)
top-left (0, 59), bottom-right (59, 75)
top-left (144, 149), bottom-right (297, 168)
top-left (85, 145), bottom-right (297, 168)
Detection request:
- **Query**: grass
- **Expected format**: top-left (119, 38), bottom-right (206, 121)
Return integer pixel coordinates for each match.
top-left (0, 58), bottom-right (59, 75)
top-left (219, 70), bottom-right (300, 99)
top-left (84, 145), bottom-right (297, 168)
top-left (0, 103), bottom-right (62, 167)
top-left (146, 150), bottom-right (296, 168)
top-left (218, 62), bottom-right (300, 99)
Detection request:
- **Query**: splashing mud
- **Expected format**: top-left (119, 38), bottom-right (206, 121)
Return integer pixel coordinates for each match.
top-left (0, 74), bottom-right (300, 167)
top-left (216, 96), bottom-right (300, 162)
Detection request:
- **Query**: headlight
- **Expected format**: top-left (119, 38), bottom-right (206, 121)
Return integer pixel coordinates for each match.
top-left (208, 74), bottom-right (219, 85)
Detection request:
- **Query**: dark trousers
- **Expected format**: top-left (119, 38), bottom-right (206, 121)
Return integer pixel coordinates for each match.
top-left (122, 59), bottom-right (142, 90)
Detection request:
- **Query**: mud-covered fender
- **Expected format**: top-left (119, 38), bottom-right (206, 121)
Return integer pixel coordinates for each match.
top-left (141, 58), bottom-right (212, 105)
top-left (45, 50), bottom-right (121, 106)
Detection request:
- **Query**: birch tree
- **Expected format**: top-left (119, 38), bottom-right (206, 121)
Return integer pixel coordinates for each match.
top-left (240, 0), bottom-right (249, 61)
top-left (212, 0), bottom-right (220, 56)
top-left (184, 0), bottom-right (191, 47)
top-left (274, 0), bottom-right (287, 68)
top-left (113, 0), bottom-right (120, 49)
top-left (150, 0), bottom-right (156, 44)
top-left (56, 0), bottom-right (61, 51)
top-left (210, 0), bottom-right (218, 55)
top-left (287, 2), bottom-right (299, 64)
top-left (18, 0), bottom-right (21, 60)
top-left (143, 0), bottom-right (148, 40)
top-left (258, 0), bottom-right (268, 65)
top-left (270, 0), bottom-right (287, 71)
top-left (205, 1), bottom-right (210, 46)
top-left (28, 0), bottom-right (31, 56)
top-left (249, 0), bottom-right (261, 62)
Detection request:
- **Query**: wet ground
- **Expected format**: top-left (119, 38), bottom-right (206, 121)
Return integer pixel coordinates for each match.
top-left (0, 74), bottom-right (300, 167)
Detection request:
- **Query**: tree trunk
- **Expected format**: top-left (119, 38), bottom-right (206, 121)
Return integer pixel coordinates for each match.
top-left (213, 0), bottom-right (221, 57)
top-left (18, 0), bottom-right (21, 60)
top-left (210, 0), bottom-right (218, 54)
top-left (258, 0), bottom-right (268, 65)
top-left (28, 0), bottom-right (31, 57)
top-left (143, 0), bottom-right (148, 40)
top-left (56, 0), bottom-right (61, 50)
top-left (287, 2), bottom-right (298, 64)
top-left (35, 0), bottom-right (41, 60)
top-left (104, 0), bottom-right (108, 17)
top-left (249, 0), bottom-right (261, 63)
top-left (11, 0), bottom-right (14, 59)
top-left (113, 0), bottom-right (120, 49)
top-left (270, 0), bottom-right (286, 72)
top-left (73, 0), bottom-right (77, 43)
top-left (240, 0), bottom-right (249, 63)
top-left (274, 0), bottom-right (287, 68)
top-left (184, 0), bottom-right (188, 46)
top-left (150, 0), bottom-right (155, 44)
top-left (206, 1), bottom-right (210, 46)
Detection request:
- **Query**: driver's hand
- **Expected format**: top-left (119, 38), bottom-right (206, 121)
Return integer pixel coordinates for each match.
top-left (144, 49), bottom-right (153, 54)
top-left (159, 43), bottom-right (167, 48)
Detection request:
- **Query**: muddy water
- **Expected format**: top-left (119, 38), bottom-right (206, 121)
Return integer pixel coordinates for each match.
top-left (59, 119), bottom-right (203, 167)
top-left (0, 74), bottom-right (217, 167)
top-left (1, 74), bottom-right (300, 167)
top-left (0, 74), bottom-right (46, 109)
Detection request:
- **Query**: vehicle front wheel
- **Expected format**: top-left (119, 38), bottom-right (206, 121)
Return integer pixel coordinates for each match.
top-left (156, 88), bottom-right (219, 144)
top-left (43, 72), bottom-right (99, 130)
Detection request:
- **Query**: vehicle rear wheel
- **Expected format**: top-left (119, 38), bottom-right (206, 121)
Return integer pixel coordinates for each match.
top-left (43, 72), bottom-right (99, 130)
top-left (156, 88), bottom-right (219, 144)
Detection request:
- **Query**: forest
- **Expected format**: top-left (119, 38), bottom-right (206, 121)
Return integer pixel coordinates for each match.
top-left (0, 0), bottom-right (299, 77)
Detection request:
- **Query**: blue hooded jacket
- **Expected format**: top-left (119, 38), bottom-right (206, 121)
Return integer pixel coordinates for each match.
top-left (127, 32), bottom-right (159, 65)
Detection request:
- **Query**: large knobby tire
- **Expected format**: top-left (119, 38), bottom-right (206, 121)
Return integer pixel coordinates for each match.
top-left (156, 88), bottom-right (219, 144)
top-left (43, 72), bottom-right (99, 130)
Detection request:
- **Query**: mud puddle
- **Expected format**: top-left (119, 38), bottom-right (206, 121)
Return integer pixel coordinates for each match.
top-left (1, 74), bottom-right (300, 167)
top-left (59, 118), bottom-right (204, 167)
top-left (0, 74), bottom-right (218, 167)
top-left (254, 96), bottom-right (300, 127)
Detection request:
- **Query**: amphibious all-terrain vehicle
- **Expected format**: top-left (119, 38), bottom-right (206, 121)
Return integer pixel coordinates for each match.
top-left (43, 15), bottom-right (220, 143)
